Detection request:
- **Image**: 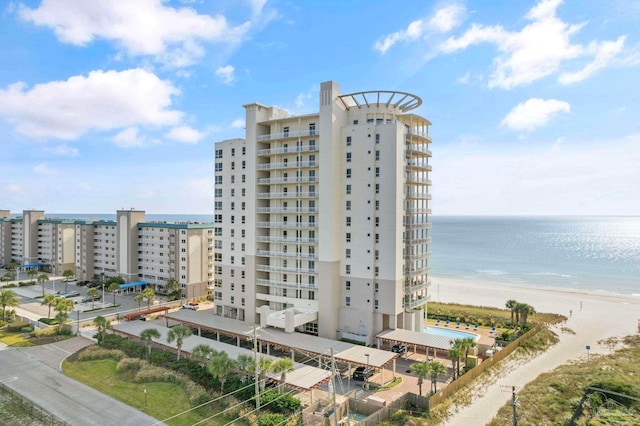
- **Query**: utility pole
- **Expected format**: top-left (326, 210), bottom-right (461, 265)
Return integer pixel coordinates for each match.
top-left (253, 324), bottom-right (260, 412)
top-left (330, 348), bottom-right (338, 426)
top-left (511, 386), bottom-right (518, 426)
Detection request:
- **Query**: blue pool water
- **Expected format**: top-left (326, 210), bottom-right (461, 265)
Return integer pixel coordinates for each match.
top-left (425, 326), bottom-right (479, 341)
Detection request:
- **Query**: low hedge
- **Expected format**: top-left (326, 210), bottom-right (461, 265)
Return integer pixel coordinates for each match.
top-left (7, 321), bottom-right (29, 332)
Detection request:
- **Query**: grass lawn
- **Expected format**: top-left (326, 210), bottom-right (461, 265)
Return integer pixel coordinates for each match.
top-left (63, 358), bottom-right (233, 426)
top-left (426, 302), bottom-right (566, 328)
top-left (0, 329), bottom-right (34, 347)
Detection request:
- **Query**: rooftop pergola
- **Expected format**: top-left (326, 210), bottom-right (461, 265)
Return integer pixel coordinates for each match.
top-left (337, 90), bottom-right (422, 113)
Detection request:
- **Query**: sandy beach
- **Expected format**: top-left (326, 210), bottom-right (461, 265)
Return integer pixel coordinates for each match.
top-left (432, 276), bottom-right (640, 425)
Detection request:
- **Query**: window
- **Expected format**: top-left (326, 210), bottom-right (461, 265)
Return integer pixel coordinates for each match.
top-left (346, 201), bottom-right (351, 211)
top-left (242, 174), bottom-right (246, 183)
top-left (241, 216), bottom-right (246, 224)
top-left (215, 227), bottom-right (222, 236)
top-left (346, 296), bottom-right (351, 307)
top-left (375, 266), bottom-right (379, 277)
top-left (241, 298), bottom-right (245, 306)
top-left (375, 150), bottom-right (380, 161)
top-left (374, 299), bottom-right (379, 309)
top-left (241, 202), bottom-right (246, 210)
top-left (375, 282), bottom-right (379, 292)
top-left (230, 256), bottom-right (235, 264)
top-left (215, 201), bottom-right (222, 210)
top-left (346, 168), bottom-right (352, 178)
top-left (376, 134), bottom-right (380, 143)
top-left (346, 217), bottom-right (351, 227)
top-left (309, 123), bottom-right (316, 136)
top-left (346, 184), bottom-right (351, 195)
top-left (215, 162), bottom-right (223, 172)
top-left (375, 167), bottom-right (380, 177)
top-left (231, 148), bottom-right (235, 156)
top-left (231, 270), bottom-right (235, 278)
top-left (375, 217), bottom-right (380, 226)
top-left (376, 183), bottom-right (380, 194)
top-left (376, 200), bottom-right (380, 210)
top-left (214, 214), bottom-right (222, 223)
top-left (242, 146), bottom-right (246, 155)
top-left (242, 284), bottom-right (245, 292)
top-left (215, 149), bottom-right (223, 159)
top-left (230, 175), bottom-right (235, 184)
top-left (346, 232), bottom-right (351, 242)
top-left (231, 188), bottom-right (235, 196)
top-left (231, 215), bottom-right (235, 224)
top-left (241, 188), bottom-right (246, 196)
top-left (346, 281), bottom-right (351, 290)
top-left (215, 188), bottom-right (222, 197)
top-left (231, 296), bottom-right (235, 304)
top-left (346, 265), bottom-right (351, 274)
top-left (242, 160), bottom-right (246, 169)
top-left (346, 152), bottom-right (352, 162)
top-left (353, 119), bottom-right (358, 125)
top-left (231, 161), bottom-right (235, 170)
top-left (346, 136), bottom-right (351, 146)
top-left (346, 248), bottom-right (351, 258)
top-left (231, 202), bottom-right (235, 210)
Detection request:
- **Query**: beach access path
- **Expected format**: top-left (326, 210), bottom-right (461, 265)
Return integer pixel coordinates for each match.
top-left (434, 277), bottom-right (640, 426)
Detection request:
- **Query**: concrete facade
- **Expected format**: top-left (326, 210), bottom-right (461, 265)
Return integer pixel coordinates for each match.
top-left (214, 81), bottom-right (432, 342)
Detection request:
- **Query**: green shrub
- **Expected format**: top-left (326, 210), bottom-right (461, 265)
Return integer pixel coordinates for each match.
top-left (589, 379), bottom-right (640, 408)
top-left (7, 321), bottom-right (29, 332)
top-left (78, 346), bottom-right (127, 361)
top-left (39, 318), bottom-right (59, 325)
top-left (31, 326), bottom-right (58, 337)
top-left (133, 364), bottom-right (208, 406)
top-left (21, 326), bottom-right (33, 333)
top-left (260, 389), bottom-right (301, 413)
top-left (257, 413), bottom-right (286, 426)
top-left (116, 357), bottom-right (145, 376)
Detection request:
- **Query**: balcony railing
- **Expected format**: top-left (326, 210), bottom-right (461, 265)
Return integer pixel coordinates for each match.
top-left (257, 145), bottom-right (318, 155)
top-left (405, 279), bottom-right (431, 294)
top-left (256, 236), bottom-right (318, 244)
top-left (406, 191), bottom-right (432, 200)
top-left (407, 145), bottom-right (432, 156)
top-left (256, 222), bottom-right (317, 229)
top-left (256, 207), bottom-right (317, 214)
top-left (405, 222), bottom-right (432, 229)
top-left (257, 161), bottom-right (317, 170)
top-left (257, 176), bottom-right (316, 184)
top-left (257, 129), bottom-right (318, 141)
top-left (256, 264), bottom-right (317, 274)
top-left (408, 296), bottom-right (429, 309)
top-left (256, 278), bottom-right (318, 290)
top-left (257, 192), bottom-right (317, 199)
top-left (256, 250), bottom-right (317, 259)
top-left (407, 266), bottom-right (432, 277)
top-left (404, 251), bottom-right (432, 261)
top-left (407, 161), bottom-right (432, 171)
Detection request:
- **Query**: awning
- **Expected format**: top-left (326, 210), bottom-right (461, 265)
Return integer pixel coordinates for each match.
top-left (119, 281), bottom-right (147, 289)
top-left (24, 263), bottom-right (43, 268)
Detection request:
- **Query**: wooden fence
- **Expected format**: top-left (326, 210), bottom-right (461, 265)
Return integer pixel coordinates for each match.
top-left (427, 323), bottom-right (543, 408)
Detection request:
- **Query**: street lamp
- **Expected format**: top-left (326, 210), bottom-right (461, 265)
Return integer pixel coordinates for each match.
top-left (144, 387), bottom-right (147, 407)
top-left (365, 353), bottom-right (370, 390)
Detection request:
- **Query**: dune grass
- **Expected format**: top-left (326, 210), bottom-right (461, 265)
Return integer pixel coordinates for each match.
top-left (63, 358), bottom-right (234, 426)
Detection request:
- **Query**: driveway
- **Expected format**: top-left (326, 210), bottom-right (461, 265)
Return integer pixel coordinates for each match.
top-left (0, 337), bottom-right (164, 426)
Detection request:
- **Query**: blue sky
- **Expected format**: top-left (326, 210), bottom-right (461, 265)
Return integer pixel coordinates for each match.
top-left (1, 0), bottom-right (639, 215)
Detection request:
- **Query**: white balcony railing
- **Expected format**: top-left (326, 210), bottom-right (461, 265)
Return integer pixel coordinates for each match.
top-left (257, 129), bottom-right (318, 141)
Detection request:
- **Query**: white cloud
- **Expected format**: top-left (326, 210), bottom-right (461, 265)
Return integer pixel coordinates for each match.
top-left (32, 163), bottom-right (59, 175)
top-left (165, 126), bottom-right (206, 144)
top-left (501, 98), bottom-right (570, 131)
top-left (18, 0), bottom-right (251, 67)
top-left (113, 127), bottom-right (146, 148)
top-left (5, 183), bottom-right (24, 194)
top-left (457, 71), bottom-right (471, 84)
top-left (439, 0), bottom-right (626, 89)
top-left (231, 118), bottom-right (245, 128)
top-left (46, 144), bottom-right (80, 157)
top-left (215, 65), bottom-right (235, 84)
top-left (559, 36), bottom-right (626, 84)
top-left (0, 68), bottom-right (182, 140)
top-left (375, 4), bottom-right (465, 53)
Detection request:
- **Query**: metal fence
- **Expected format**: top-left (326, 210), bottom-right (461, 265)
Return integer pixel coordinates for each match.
top-left (0, 381), bottom-right (69, 426)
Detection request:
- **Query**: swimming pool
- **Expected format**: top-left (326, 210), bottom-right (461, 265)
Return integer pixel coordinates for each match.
top-left (424, 326), bottom-right (479, 341)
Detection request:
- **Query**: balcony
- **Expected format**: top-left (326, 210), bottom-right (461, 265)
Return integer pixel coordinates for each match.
top-left (256, 221), bottom-right (317, 229)
top-left (408, 236), bottom-right (432, 245)
top-left (406, 207), bottom-right (432, 214)
top-left (404, 251), bottom-right (432, 261)
top-left (257, 176), bottom-right (317, 184)
top-left (256, 236), bottom-right (318, 244)
top-left (406, 176), bottom-right (432, 185)
top-left (405, 279), bottom-right (431, 294)
top-left (406, 145), bottom-right (432, 156)
top-left (406, 191), bottom-right (432, 200)
top-left (257, 161), bottom-right (317, 170)
top-left (405, 222), bottom-right (432, 229)
top-left (257, 129), bottom-right (318, 141)
top-left (256, 278), bottom-right (317, 290)
top-left (256, 250), bottom-right (317, 259)
top-left (256, 264), bottom-right (317, 274)
top-left (256, 207), bottom-right (317, 214)
top-left (407, 161), bottom-right (432, 171)
top-left (408, 296), bottom-right (429, 309)
top-left (257, 145), bottom-right (318, 155)
top-left (257, 192), bottom-right (317, 199)
top-left (407, 266), bottom-right (432, 277)
top-left (406, 130), bottom-right (432, 142)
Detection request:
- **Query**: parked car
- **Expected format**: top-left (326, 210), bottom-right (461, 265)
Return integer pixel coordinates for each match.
top-left (391, 344), bottom-right (408, 354)
top-left (182, 302), bottom-right (199, 311)
top-left (352, 367), bottom-right (374, 381)
top-left (81, 294), bottom-right (101, 303)
top-left (63, 278), bottom-right (78, 284)
top-left (58, 291), bottom-right (80, 298)
top-left (77, 280), bottom-right (90, 286)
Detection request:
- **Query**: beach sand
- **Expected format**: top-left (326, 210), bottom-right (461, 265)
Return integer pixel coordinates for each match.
top-left (433, 276), bottom-right (640, 425)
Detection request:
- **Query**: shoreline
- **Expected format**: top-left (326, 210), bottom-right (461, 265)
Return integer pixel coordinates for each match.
top-left (431, 275), bottom-right (640, 317)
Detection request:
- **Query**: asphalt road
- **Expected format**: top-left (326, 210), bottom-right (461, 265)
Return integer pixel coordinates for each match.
top-left (0, 337), bottom-right (164, 426)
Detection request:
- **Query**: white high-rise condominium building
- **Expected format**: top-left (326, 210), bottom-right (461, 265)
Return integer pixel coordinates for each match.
top-left (214, 81), bottom-right (432, 343)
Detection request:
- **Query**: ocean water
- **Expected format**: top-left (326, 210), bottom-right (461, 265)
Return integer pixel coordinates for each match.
top-left (429, 216), bottom-right (640, 296)
top-left (44, 214), bottom-right (639, 295)
top-left (47, 213), bottom-right (213, 223)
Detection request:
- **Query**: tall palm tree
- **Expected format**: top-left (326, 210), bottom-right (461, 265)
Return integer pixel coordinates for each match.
top-left (448, 347), bottom-right (463, 380)
top-left (62, 269), bottom-right (74, 292)
top-left (142, 288), bottom-right (155, 311)
top-left (257, 357), bottom-right (274, 391)
top-left (427, 361), bottom-right (447, 394)
top-left (167, 325), bottom-right (192, 360)
top-left (505, 299), bottom-right (518, 326)
top-left (457, 337), bottom-right (477, 357)
top-left (410, 361), bottom-right (430, 396)
top-left (93, 315), bottom-right (111, 345)
top-left (42, 294), bottom-right (57, 319)
top-left (0, 289), bottom-right (20, 321)
top-left (27, 268), bottom-right (37, 284)
top-left (140, 328), bottom-right (161, 360)
top-left (107, 282), bottom-right (120, 307)
top-left (519, 303), bottom-right (535, 329)
top-left (236, 354), bottom-right (254, 383)
top-left (165, 278), bottom-right (180, 297)
top-left (54, 298), bottom-right (74, 333)
top-left (208, 351), bottom-right (236, 393)
top-left (134, 294), bottom-right (144, 311)
top-left (37, 273), bottom-right (49, 297)
top-left (86, 288), bottom-right (100, 310)
top-left (270, 357), bottom-right (294, 393)
top-left (191, 344), bottom-right (216, 364)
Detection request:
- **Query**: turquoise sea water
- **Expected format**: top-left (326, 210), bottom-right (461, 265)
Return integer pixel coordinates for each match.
top-left (46, 214), bottom-right (639, 295)
top-left (429, 216), bottom-right (640, 296)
